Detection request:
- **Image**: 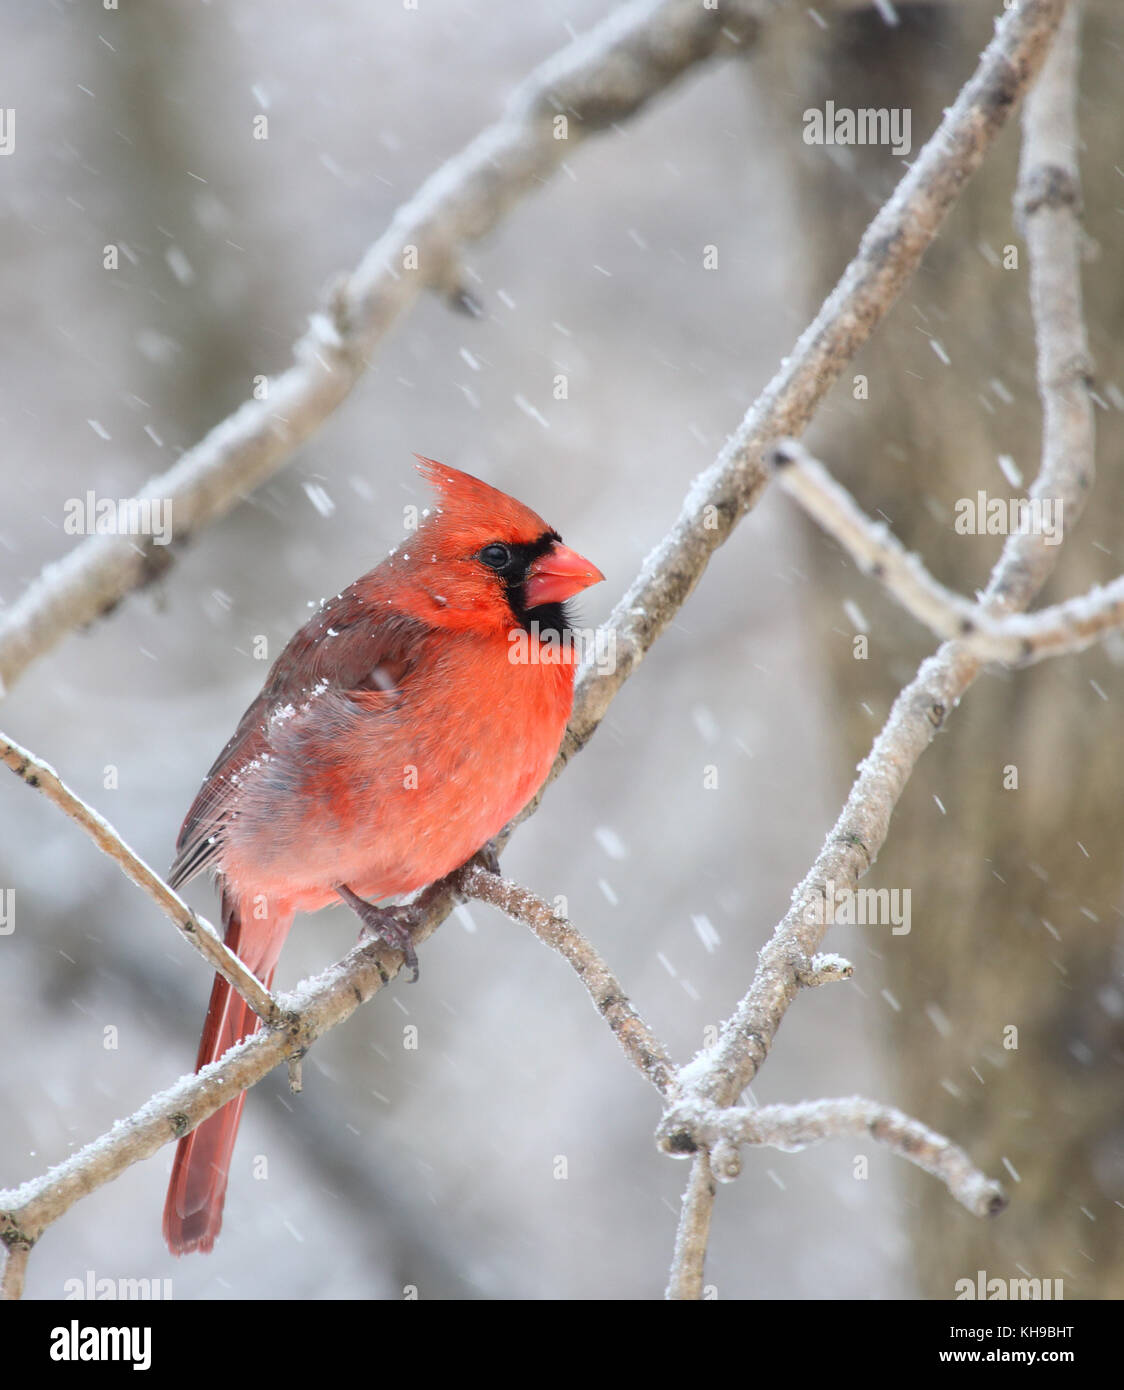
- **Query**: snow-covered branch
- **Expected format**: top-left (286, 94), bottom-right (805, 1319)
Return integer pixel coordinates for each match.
top-left (771, 438), bottom-right (982, 639)
top-left (556, 0), bottom-right (1071, 772)
top-left (0, 1243), bottom-right (28, 1302)
top-left (0, 732), bottom-right (277, 1025)
top-left (460, 865), bottom-right (679, 1098)
top-left (771, 439), bottom-right (1124, 665)
top-left (664, 0), bottom-right (1078, 1301)
top-left (1003, 0), bottom-right (1094, 614)
top-left (0, 871), bottom-right (464, 1265)
top-left (661, 1097), bottom-right (1007, 1219)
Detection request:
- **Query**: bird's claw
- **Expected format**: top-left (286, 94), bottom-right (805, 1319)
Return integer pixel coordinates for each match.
top-left (337, 883), bottom-right (421, 982)
top-left (470, 843), bottom-right (502, 878)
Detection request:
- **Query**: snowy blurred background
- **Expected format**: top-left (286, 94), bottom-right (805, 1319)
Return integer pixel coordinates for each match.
top-left (1, 1), bottom-right (1120, 1300)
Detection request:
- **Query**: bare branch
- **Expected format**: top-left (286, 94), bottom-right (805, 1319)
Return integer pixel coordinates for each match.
top-left (0, 1242), bottom-right (29, 1301)
top-left (0, 731), bottom-right (277, 1025)
top-left (0, 0), bottom-right (766, 698)
top-left (665, 1150), bottom-right (715, 1301)
top-left (459, 865), bottom-right (678, 1099)
top-left (0, 836), bottom-right (680, 1272)
top-left (981, 578), bottom-right (1124, 662)
top-left (677, 0), bottom-right (1082, 1125)
top-left (0, 872), bottom-right (463, 1254)
top-left (772, 439), bottom-right (1124, 665)
top-left (557, 0), bottom-right (1071, 774)
top-left (665, 0), bottom-right (1081, 1296)
top-left (999, 0), bottom-right (1093, 613)
top-left (663, 1098), bottom-right (1006, 1219)
top-left (771, 438), bottom-right (981, 640)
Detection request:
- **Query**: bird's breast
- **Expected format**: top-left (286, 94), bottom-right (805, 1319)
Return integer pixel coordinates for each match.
top-left (218, 628), bottom-right (576, 910)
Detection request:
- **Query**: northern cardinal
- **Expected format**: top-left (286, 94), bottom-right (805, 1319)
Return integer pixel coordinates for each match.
top-left (163, 458), bottom-right (603, 1255)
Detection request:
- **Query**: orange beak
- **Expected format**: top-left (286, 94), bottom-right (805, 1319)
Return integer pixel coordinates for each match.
top-left (523, 543), bottom-right (605, 608)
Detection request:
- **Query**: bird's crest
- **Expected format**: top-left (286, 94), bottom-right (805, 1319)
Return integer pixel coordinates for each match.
top-left (413, 456), bottom-right (553, 545)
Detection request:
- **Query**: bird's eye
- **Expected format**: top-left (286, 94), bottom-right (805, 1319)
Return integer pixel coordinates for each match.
top-left (479, 543), bottom-right (511, 570)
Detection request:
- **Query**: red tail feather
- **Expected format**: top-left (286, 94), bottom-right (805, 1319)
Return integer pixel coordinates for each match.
top-left (163, 895), bottom-right (291, 1256)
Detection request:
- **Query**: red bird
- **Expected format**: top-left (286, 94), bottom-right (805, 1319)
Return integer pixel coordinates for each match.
top-left (163, 458), bottom-right (603, 1255)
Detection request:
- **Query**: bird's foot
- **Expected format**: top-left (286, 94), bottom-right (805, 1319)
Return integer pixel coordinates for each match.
top-left (466, 843), bottom-right (502, 879)
top-left (336, 883), bottom-right (420, 982)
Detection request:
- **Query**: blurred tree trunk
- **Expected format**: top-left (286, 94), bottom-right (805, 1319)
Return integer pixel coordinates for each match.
top-left (89, 0), bottom-right (263, 443)
top-left (755, 1), bottom-right (1124, 1298)
top-left (78, 0), bottom-right (278, 687)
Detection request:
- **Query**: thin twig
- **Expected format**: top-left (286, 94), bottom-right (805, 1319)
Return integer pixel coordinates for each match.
top-left (666, 1097), bottom-right (1006, 1219)
top-left (1002, 0), bottom-right (1093, 614)
top-left (459, 865), bottom-right (678, 1098)
top-left (771, 438), bottom-right (982, 639)
top-left (0, 0), bottom-right (767, 697)
top-left (772, 439), bottom-right (1124, 665)
top-left (665, 1150), bottom-right (715, 1301)
top-left (0, 1243), bottom-right (29, 1301)
top-left (0, 732), bottom-right (277, 1025)
top-left (665, 0), bottom-right (1083, 1297)
top-left (0, 872), bottom-right (463, 1256)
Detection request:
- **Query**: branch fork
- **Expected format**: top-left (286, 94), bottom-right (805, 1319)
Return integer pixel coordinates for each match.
top-left (657, 1096), bottom-right (1007, 1217)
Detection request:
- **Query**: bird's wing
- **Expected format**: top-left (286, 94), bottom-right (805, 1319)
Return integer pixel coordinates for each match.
top-left (168, 585), bottom-right (427, 890)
